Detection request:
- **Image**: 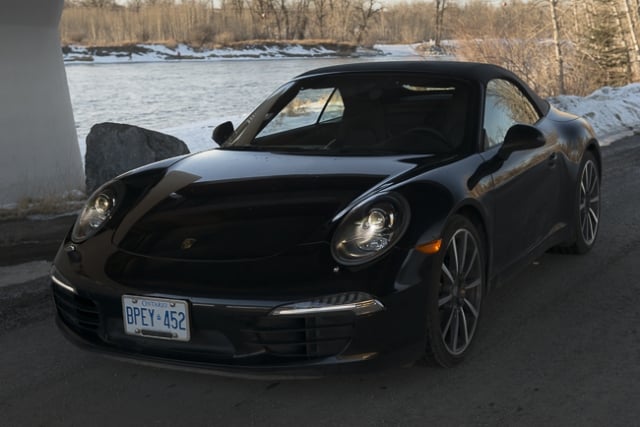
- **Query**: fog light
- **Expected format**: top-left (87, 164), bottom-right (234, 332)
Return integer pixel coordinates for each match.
top-left (270, 292), bottom-right (385, 316)
top-left (51, 271), bottom-right (77, 295)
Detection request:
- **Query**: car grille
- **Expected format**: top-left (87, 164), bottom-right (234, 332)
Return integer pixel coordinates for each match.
top-left (242, 314), bottom-right (355, 359)
top-left (52, 285), bottom-right (101, 334)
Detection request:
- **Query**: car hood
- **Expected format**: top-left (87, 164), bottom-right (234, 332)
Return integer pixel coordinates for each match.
top-left (113, 149), bottom-right (439, 261)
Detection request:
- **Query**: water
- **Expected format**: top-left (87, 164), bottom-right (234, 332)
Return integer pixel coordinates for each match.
top-left (65, 55), bottom-right (423, 145)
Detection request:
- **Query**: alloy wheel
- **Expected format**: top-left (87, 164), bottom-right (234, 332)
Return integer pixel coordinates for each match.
top-left (579, 159), bottom-right (600, 246)
top-left (438, 228), bottom-right (483, 356)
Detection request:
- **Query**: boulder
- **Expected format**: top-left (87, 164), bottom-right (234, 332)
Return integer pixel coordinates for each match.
top-left (85, 122), bottom-right (190, 194)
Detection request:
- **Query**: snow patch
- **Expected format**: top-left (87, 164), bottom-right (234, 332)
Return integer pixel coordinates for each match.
top-left (374, 44), bottom-right (421, 57)
top-left (550, 83), bottom-right (640, 146)
top-left (64, 43), bottom-right (367, 64)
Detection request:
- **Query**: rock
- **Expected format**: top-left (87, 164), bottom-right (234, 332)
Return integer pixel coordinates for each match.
top-left (85, 122), bottom-right (190, 194)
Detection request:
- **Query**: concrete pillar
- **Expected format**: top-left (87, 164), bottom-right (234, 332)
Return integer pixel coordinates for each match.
top-left (0, 0), bottom-right (84, 206)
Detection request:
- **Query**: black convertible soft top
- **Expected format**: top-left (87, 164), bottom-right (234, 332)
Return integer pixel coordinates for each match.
top-left (296, 60), bottom-right (550, 116)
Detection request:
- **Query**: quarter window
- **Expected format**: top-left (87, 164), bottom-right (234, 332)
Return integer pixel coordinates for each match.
top-left (483, 79), bottom-right (540, 149)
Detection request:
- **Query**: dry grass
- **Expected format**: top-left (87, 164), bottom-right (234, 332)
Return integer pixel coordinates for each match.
top-left (219, 39), bottom-right (356, 50)
top-left (60, 2), bottom-right (422, 46)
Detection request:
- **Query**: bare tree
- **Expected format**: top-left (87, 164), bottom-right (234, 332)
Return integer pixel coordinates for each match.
top-left (292, 0), bottom-right (311, 39)
top-left (353, 0), bottom-right (380, 45)
top-left (249, 0), bottom-right (273, 38)
top-left (271, 0), bottom-right (290, 39)
top-left (620, 0), bottom-right (640, 78)
top-left (434, 0), bottom-right (447, 47)
top-left (611, 0), bottom-right (634, 80)
top-left (312, 0), bottom-right (330, 38)
top-left (548, 0), bottom-right (566, 94)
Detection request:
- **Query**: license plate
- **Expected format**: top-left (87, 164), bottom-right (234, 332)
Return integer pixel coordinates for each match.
top-left (122, 295), bottom-right (190, 342)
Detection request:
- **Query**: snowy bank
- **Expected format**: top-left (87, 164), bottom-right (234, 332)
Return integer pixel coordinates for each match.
top-left (63, 42), bottom-right (429, 64)
top-left (550, 84), bottom-right (640, 145)
top-left (63, 42), bottom-right (386, 63)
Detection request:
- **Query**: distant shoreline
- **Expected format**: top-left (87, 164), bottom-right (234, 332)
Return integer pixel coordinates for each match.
top-left (62, 41), bottom-right (389, 64)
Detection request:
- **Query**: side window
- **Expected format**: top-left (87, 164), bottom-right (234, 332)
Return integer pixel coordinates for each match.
top-left (483, 79), bottom-right (540, 149)
top-left (258, 88), bottom-right (344, 137)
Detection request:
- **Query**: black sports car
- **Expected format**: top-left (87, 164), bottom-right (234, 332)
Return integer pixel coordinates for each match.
top-left (52, 61), bottom-right (601, 376)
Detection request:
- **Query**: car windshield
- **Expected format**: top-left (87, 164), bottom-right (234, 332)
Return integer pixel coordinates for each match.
top-left (221, 73), bottom-right (475, 156)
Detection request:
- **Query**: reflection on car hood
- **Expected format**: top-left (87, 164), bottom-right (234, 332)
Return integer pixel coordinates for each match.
top-left (114, 149), bottom-right (439, 261)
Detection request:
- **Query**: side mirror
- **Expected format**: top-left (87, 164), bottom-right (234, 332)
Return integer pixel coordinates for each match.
top-left (212, 121), bottom-right (234, 144)
top-left (498, 124), bottom-right (545, 160)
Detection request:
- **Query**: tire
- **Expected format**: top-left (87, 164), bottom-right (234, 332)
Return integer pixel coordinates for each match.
top-left (424, 215), bottom-right (485, 367)
top-left (567, 151), bottom-right (601, 254)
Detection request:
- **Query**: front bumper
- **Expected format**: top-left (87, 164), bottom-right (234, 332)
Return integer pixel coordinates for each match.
top-left (51, 261), bottom-right (430, 377)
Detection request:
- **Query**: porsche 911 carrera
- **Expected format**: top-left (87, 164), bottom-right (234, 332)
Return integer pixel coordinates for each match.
top-left (51, 61), bottom-right (601, 376)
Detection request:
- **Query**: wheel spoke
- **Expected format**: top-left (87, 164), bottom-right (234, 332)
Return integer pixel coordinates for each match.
top-left (464, 278), bottom-right (481, 291)
top-left (588, 208), bottom-right (599, 225)
top-left (442, 309), bottom-right (454, 338)
top-left (464, 298), bottom-right (479, 318)
top-left (438, 294), bottom-right (453, 307)
top-left (582, 214), bottom-right (589, 236)
top-left (442, 264), bottom-right (455, 285)
top-left (460, 308), bottom-right (469, 346)
top-left (460, 232), bottom-right (468, 276)
top-left (588, 167), bottom-right (598, 193)
top-left (463, 247), bottom-right (478, 279)
top-left (451, 238), bottom-right (460, 276)
top-left (452, 310), bottom-right (460, 352)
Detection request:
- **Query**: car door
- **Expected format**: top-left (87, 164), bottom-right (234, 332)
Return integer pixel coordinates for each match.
top-left (483, 79), bottom-right (562, 274)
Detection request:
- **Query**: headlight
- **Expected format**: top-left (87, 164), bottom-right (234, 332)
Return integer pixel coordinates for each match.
top-left (331, 193), bottom-right (410, 266)
top-left (71, 184), bottom-right (120, 242)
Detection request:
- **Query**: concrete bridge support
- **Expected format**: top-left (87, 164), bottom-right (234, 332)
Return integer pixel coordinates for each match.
top-left (0, 0), bottom-right (84, 206)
